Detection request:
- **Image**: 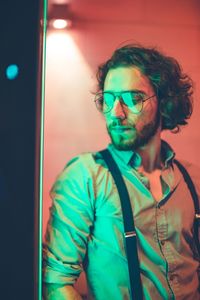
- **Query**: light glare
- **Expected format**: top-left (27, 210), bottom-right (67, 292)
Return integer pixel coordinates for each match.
top-left (51, 19), bottom-right (71, 29)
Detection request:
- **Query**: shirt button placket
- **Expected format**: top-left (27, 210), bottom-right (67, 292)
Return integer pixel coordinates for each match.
top-left (156, 204), bottom-right (175, 298)
top-left (156, 204), bottom-right (167, 250)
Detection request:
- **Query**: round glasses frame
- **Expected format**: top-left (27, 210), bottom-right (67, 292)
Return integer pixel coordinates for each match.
top-left (94, 91), bottom-right (156, 114)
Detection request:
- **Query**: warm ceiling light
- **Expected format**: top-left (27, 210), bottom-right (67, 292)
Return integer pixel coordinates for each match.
top-left (51, 19), bottom-right (72, 29)
top-left (48, 4), bottom-right (73, 30)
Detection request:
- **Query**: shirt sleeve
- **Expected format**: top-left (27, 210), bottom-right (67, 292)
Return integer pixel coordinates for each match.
top-left (43, 155), bottom-right (95, 285)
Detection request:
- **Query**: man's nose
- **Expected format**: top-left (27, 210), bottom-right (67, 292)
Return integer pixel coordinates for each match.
top-left (110, 98), bottom-right (126, 120)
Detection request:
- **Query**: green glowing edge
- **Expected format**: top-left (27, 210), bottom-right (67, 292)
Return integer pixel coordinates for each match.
top-left (37, 0), bottom-right (48, 299)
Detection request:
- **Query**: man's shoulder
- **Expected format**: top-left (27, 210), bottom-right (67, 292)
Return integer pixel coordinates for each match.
top-left (55, 150), bottom-right (106, 182)
top-left (64, 150), bottom-right (104, 170)
top-left (176, 159), bottom-right (200, 176)
top-left (51, 150), bottom-right (107, 193)
top-left (175, 159), bottom-right (200, 195)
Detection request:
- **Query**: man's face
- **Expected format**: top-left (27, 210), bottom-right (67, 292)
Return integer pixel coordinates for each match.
top-left (103, 66), bottom-right (160, 151)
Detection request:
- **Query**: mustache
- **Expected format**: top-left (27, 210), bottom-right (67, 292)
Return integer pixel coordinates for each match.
top-left (108, 120), bottom-right (135, 129)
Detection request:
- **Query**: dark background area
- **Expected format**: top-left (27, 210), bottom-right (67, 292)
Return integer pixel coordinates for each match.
top-left (0, 1), bottom-right (43, 298)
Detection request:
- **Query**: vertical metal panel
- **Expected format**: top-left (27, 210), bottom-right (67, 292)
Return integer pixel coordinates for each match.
top-left (0, 1), bottom-right (47, 299)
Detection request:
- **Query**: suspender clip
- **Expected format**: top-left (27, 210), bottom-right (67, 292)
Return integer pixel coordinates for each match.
top-left (195, 213), bottom-right (200, 219)
top-left (125, 231), bottom-right (136, 238)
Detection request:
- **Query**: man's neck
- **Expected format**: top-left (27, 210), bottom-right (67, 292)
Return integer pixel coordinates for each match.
top-left (137, 130), bottom-right (162, 173)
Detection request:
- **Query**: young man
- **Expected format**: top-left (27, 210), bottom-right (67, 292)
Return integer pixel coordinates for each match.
top-left (43, 44), bottom-right (200, 299)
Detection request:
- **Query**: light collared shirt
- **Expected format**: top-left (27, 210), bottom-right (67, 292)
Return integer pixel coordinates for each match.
top-left (43, 141), bottom-right (200, 300)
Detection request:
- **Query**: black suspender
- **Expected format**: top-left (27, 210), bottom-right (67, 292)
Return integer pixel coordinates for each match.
top-left (100, 149), bottom-right (200, 300)
top-left (100, 149), bottom-right (143, 300)
top-left (173, 159), bottom-right (200, 256)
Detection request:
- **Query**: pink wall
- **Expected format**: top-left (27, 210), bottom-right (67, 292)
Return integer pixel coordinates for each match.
top-left (43, 0), bottom-right (200, 294)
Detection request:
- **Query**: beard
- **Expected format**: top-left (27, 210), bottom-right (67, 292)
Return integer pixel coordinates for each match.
top-left (106, 110), bottom-right (160, 151)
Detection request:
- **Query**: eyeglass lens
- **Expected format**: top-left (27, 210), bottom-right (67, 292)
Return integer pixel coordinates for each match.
top-left (102, 92), bottom-right (143, 113)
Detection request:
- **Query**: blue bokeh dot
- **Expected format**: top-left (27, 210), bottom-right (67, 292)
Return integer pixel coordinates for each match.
top-left (6, 64), bottom-right (19, 80)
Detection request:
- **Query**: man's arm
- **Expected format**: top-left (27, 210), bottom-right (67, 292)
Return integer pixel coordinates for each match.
top-left (43, 283), bottom-right (82, 300)
top-left (43, 155), bottom-right (95, 298)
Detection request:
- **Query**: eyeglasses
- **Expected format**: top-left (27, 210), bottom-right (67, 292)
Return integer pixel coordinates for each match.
top-left (94, 90), bottom-right (156, 114)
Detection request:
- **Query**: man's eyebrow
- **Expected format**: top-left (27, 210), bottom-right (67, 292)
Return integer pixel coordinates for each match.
top-left (103, 89), bottom-right (147, 94)
top-left (126, 89), bottom-right (146, 94)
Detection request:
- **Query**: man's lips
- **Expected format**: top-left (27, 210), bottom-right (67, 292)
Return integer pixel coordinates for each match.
top-left (110, 126), bottom-right (134, 132)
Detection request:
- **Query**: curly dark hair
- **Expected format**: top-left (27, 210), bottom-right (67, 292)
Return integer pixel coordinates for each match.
top-left (96, 44), bottom-right (193, 132)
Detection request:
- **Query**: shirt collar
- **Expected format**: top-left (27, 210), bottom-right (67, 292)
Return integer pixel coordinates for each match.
top-left (107, 140), bottom-right (175, 169)
top-left (161, 140), bottom-right (175, 168)
top-left (107, 143), bottom-right (141, 168)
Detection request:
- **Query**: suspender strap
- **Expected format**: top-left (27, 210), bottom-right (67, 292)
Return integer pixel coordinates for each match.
top-left (173, 159), bottom-right (200, 256)
top-left (100, 149), bottom-right (143, 300)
